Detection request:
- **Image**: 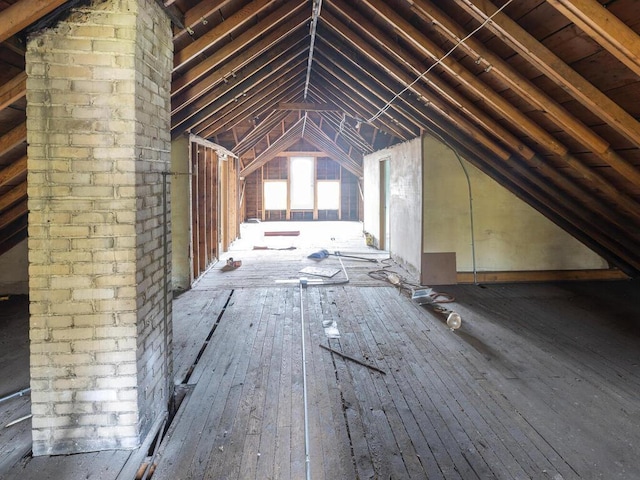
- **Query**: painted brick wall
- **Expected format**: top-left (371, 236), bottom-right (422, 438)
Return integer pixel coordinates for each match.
top-left (26, 0), bottom-right (172, 456)
top-left (133, 0), bottom-right (174, 440)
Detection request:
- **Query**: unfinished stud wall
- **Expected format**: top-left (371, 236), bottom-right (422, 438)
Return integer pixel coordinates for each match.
top-left (26, 0), bottom-right (172, 456)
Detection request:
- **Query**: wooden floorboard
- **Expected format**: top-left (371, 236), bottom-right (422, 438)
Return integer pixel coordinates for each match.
top-left (3, 223), bottom-right (639, 480)
top-left (151, 275), bottom-right (640, 480)
top-left (0, 295), bottom-right (31, 475)
top-left (172, 289), bottom-right (232, 385)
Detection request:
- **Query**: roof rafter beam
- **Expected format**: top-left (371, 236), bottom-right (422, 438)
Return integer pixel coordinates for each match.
top-left (225, 82), bottom-right (306, 138)
top-left (234, 110), bottom-right (291, 156)
top-left (0, 199), bottom-right (27, 230)
top-left (318, 110), bottom-right (372, 154)
top-left (410, 0), bottom-right (640, 187)
top-left (546, 0), bottom-right (640, 78)
top-left (0, 181), bottom-right (27, 212)
top-left (360, 0), bottom-right (640, 223)
top-left (0, 71), bottom-right (26, 111)
top-left (275, 102), bottom-right (340, 112)
top-left (173, 0), bottom-right (277, 70)
top-left (323, 4), bottom-right (516, 157)
top-left (303, 0), bottom-right (323, 100)
top-left (302, 119), bottom-right (363, 177)
top-left (172, 7), bottom-right (309, 103)
top-left (172, 40), bottom-right (308, 135)
top-left (325, 2), bottom-right (639, 237)
top-left (313, 65), bottom-right (415, 139)
top-left (304, 90), bottom-right (371, 154)
top-left (195, 61), bottom-right (306, 137)
top-left (175, 0), bottom-right (234, 42)
top-left (0, 216), bottom-right (27, 258)
top-left (450, 0), bottom-right (640, 149)
top-left (314, 46), bottom-right (425, 133)
top-left (0, 0), bottom-right (68, 43)
top-left (240, 117), bottom-right (305, 177)
top-left (0, 122), bottom-right (26, 158)
top-left (309, 82), bottom-right (400, 140)
top-left (315, 40), bottom-right (428, 133)
top-left (0, 156), bottom-right (26, 188)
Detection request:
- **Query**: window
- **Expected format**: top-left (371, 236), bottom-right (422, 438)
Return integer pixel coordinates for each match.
top-left (317, 181), bottom-right (340, 210)
top-left (263, 180), bottom-right (287, 210)
top-left (290, 157), bottom-right (314, 210)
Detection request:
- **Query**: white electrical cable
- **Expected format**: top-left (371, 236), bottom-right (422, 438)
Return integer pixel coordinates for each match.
top-left (367, 0), bottom-right (515, 124)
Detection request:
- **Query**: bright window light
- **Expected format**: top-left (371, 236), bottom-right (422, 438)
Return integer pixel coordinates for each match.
top-left (263, 180), bottom-right (287, 210)
top-left (290, 157), bottom-right (314, 209)
top-left (317, 181), bottom-right (340, 210)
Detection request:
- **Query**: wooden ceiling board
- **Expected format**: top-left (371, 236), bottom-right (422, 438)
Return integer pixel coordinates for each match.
top-left (1, 0), bottom-right (639, 274)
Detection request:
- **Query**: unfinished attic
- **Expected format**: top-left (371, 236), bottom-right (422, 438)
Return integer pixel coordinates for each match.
top-left (0, 0), bottom-right (639, 478)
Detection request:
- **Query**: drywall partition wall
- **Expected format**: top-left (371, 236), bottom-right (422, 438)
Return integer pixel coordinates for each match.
top-left (422, 135), bottom-right (609, 273)
top-left (171, 136), bottom-right (190, 292)
top-left (364, 137), bottom-right (422, 274)
top-left (0, 239), bottom-right (28, 294)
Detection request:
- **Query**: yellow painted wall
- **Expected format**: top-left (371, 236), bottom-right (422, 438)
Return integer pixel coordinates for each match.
top-left (171, 136), bottom-right (191, 291)
top-left (423, 135), bottom-right (608, 272)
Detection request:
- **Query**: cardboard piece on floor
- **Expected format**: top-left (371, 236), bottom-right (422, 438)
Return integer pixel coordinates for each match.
top-left (299, 266), bottom-right (340, 278)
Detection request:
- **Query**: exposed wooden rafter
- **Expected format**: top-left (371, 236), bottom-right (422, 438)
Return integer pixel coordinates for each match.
top-left (450, 0), bottom-right (640, 149)
top-left (545, 0), bottom-right (640, 78)
top-left (0, 0), bottom-right (639, 276)
top-left (0, 0), bottom-right (68, 43)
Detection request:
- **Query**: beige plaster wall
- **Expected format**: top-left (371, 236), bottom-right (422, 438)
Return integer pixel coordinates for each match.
top-left (171, 136), bottom-right (191, 291)
top-left (364, 138), bottom-right (422, 274)
top-left (423, 135), bottom-right (608, 272)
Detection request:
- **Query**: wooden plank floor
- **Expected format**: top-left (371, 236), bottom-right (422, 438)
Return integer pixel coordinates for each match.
top-left (3, 222), bottom-right (639, 479)
top-left (0, 295), bottom-right (31, 474)
top-left (153, 276), bottom-right (640, 479)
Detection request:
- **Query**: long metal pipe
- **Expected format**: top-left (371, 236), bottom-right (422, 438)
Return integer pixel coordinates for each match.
top-left (299, 279), bottom-right (312, 480)
top-left (0, 387), bottom-right (30, 404)
top-left (303, 0), bottom-right (323, 100)
top-left (162, 172), bottom-right (173, 411)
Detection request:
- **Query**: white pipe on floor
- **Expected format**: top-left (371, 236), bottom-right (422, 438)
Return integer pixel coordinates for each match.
top-left (0, 387), bottom-right (30, 404)
top-left (299, 279), bottom-right (312, 480)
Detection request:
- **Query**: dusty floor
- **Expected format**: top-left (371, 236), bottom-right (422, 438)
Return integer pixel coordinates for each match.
top-left (2, 221), bottom-right (639, 479)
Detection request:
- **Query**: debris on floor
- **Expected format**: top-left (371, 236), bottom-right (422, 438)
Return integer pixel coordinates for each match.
top-left (319, 344), bottom-right (386, 375)
top-left (299, 266), bottom-right (341, 278)
top-left (308, 249), bottom-right (330, 260)
top-left (221, 258), bottom-right (242, 272)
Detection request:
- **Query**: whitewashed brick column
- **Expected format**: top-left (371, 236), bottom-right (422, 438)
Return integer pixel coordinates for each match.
top-left (26, 0), bottom-right (172, 455)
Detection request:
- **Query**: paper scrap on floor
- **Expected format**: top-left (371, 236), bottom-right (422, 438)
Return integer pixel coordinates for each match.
top-left (299, 266), bottom-right (341, 278)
